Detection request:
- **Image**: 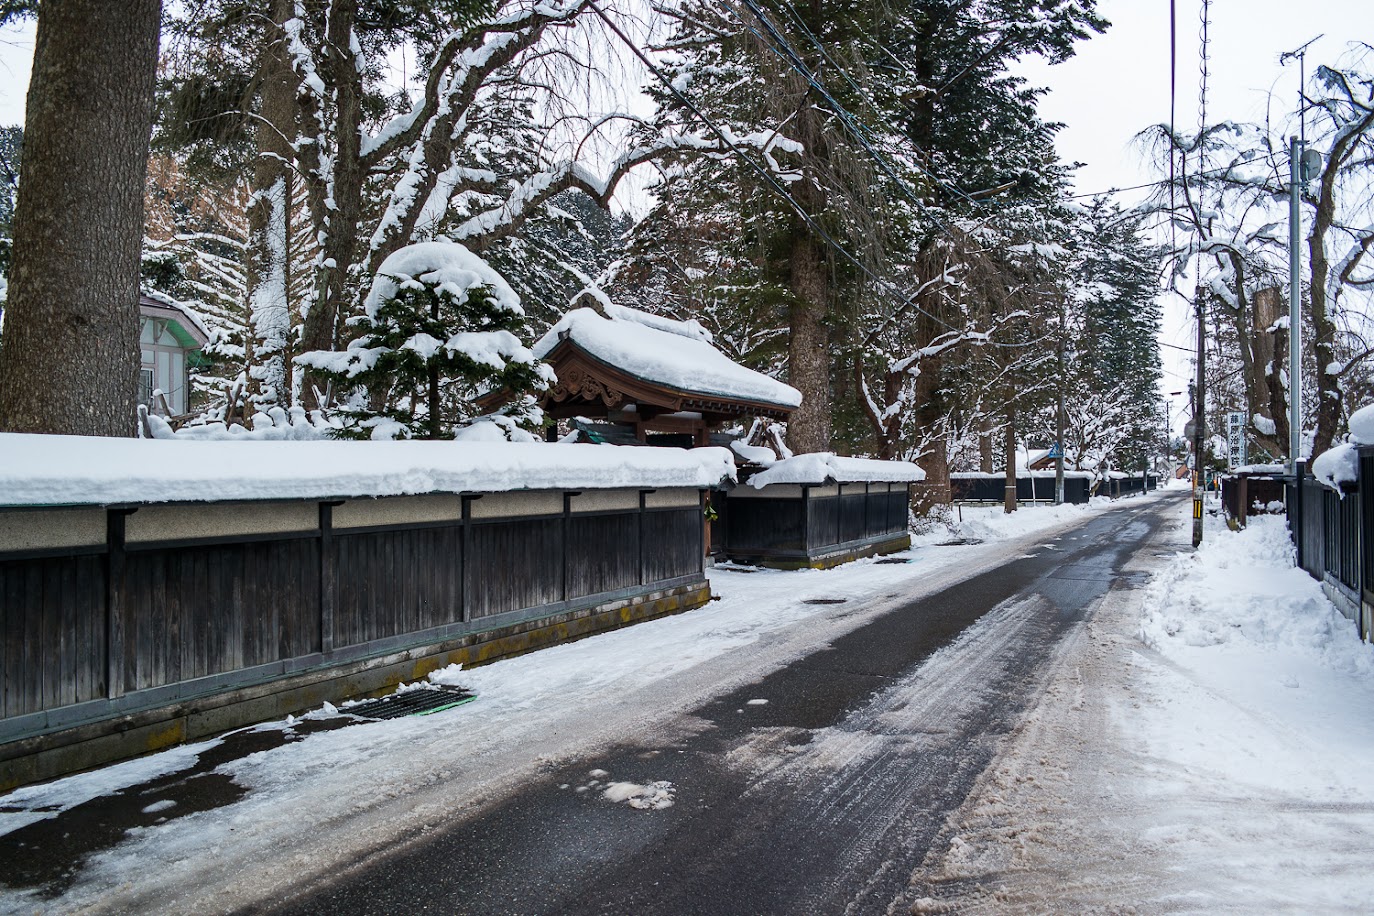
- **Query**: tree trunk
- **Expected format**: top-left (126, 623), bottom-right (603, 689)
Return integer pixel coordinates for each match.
top-left (1309, 173), bottom-right (1343, 460)
top-left (243, 0), bottom-right (298, 411)
top-left (1003, 406), bottom-right (1017, 514)
top-left (299, 0), bottom-right (363, 411)
top-left (1251, 285), bottom-right (1288, 455)
top-left (0, 0), bottom-right (162, 436)
top-left (785, 232), bottom-right (831, 454)
top-left (979, 416), bottom-right (994, 473)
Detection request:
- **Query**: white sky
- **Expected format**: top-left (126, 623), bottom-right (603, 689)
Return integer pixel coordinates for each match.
top-left (2, 3), bottom-right (1372, 436)
top-left (1019, 0), bottom-right (1374, 429)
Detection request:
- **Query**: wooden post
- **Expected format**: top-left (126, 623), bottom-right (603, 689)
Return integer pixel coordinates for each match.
top-left (461, 495), bottom-right (477, 622)
top-left (562, 492), bottom-right (577, 601)
top-left (105, 507), bottom-right (131, 699)
top-left (638, 490), bottom-right (651, 585)
top-left (1004, 412), bottom-right (1018, 514)
top-left (863, 482), bottom-right (871, 538)
top-left (318, 502), bottom-right (336, 654)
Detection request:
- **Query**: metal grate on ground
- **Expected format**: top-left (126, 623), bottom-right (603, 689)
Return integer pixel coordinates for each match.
top-left (345, 686), bottom-right (476, 720)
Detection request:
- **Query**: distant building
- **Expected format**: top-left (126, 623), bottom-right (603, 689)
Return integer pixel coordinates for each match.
top-left (138, 292), bottom-right (209, 418)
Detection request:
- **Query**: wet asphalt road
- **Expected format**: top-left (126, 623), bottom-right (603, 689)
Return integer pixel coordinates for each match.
top-left (267, 494), bottom-right (1178, 916)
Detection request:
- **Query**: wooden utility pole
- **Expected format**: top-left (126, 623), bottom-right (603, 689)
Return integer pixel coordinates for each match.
top-left (1192, 285), bottom-right (1206, 547)
top-left (1003, 407), bottom-right (1017, 514)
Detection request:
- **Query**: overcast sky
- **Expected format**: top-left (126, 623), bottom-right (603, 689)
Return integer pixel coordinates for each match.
top-left (1016, 0), bottom-right (1374, 422)
top-left (1, 2), bottom-right (1371, 434)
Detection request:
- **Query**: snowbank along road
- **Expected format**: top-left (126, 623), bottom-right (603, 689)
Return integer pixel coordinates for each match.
top-left (265, 494), bottom-right (1178, 916)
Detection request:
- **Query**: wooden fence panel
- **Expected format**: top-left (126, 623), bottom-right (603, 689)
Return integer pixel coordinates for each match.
top-left (567, 513), bottom-right (641, 598)
top-left (807, 495), bottom-right (841, 548)
top-left (839, 492), bottom-right (867, 543)
top-left (727, 499), bottom-right (806, 553)
top-left (120, 538), bottom-right (320, 691)
top-left (466, 518), bottom-right (564, 619)
top-left (333, 526), bottom-right (463, 647)
top-left (642, 508), bottom-right (702, 582)
top-left (0, 555), bottom-right (106, 718)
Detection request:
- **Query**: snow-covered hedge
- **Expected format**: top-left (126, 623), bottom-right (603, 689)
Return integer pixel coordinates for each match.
top-left (0, 434), bottom-right (736, 507)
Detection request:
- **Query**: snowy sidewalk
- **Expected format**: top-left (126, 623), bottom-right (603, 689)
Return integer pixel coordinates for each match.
top-left (909, 510), bottom-right (1374, 913)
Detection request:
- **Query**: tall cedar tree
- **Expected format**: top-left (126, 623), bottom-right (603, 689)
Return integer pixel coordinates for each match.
top-left (0, 0), bottom-right (162, 435)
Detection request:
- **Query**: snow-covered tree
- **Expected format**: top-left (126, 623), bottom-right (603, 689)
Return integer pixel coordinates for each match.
top-left (1143, 46), bottom-right (1374, 461)
top-left (296, 241), bottom-right (553, 439)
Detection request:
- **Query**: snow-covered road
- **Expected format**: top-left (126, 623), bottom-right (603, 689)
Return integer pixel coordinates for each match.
top-left (0, 496), bottom-right (1135, 914)
top-left (25, 488), bottom-right (1360, 915)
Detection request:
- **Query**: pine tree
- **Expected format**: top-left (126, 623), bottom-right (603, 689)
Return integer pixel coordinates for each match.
top-left (296, 241), bottom-right (552, 439)
top-left (1059, 199), bottom-right (1163, 470)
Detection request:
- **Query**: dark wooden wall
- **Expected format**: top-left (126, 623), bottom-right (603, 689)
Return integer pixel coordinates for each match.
top-left (950, 476), bottom-right (1095, 504)
top-left (0, 492), bottom-right (704, 733)
top-left (1, 554), bottom-right (106, 718)
top-left (725, 483), bottom-right (910, 562)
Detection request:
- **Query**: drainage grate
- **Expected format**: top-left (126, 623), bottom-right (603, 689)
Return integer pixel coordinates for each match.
top-left (935, 538), bottom-right (984, 547)
top-left (345, 687), bottom-right (476, 720)
top-left (803, 598), bottom-right (848, 605)
top-left (875, 557), bottom-right (911, 565)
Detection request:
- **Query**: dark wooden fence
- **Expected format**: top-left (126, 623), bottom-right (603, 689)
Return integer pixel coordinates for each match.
top-left (949, 473), bottom-right (1093, 504)
top-left (1288, 476), bottom-right (1361, 591)
top-left (1277, 458), bottom-right (1369, 640)
top-left (0, 488), bottom-right (704, 741)
top-left (1099, 474), bottom-right (1159, 498)
top-left (722, 481), bottom-right (909, 567)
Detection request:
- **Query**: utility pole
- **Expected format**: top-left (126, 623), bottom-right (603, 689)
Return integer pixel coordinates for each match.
top-left (1288, 134), bottom-right (1304, 475)
top-left (1055, 297), bottom-right (1066, 505)
top-left (1192, 285), bottom-right (1206, 548)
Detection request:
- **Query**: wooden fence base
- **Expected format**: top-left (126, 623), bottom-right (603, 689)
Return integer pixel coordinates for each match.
top-left (0, 579), bottom-right (710, 793)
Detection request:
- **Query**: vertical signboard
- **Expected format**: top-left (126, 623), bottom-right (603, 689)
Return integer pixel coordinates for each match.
top-left (1226, 411), bottom-right (1247, 468)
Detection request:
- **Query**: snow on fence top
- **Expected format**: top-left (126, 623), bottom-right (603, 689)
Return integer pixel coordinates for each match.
top-left (0, 434), bottom-right (737, 507)
top-left (534, 306), bottom-right (803, 410)
top-left (949, 470), bottom-right (1096, 480)
top-left (1312, 403), bottom-right (1374, 491)
top-left (747, 453), bottom-right (925, 488)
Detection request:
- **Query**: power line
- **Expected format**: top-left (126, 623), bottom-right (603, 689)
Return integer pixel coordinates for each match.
top-left (729, 0), bottom-right (985, 213)
top-left (588, 0), bottom-right (968, 335)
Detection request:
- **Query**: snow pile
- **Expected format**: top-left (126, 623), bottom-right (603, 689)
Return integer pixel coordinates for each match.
top-left (1313, 402), bottom-right (1374, 490)
top-left (1349, 403), bottom-right (1374, 444)
top-left (1231, 463), bottom-right (1287, 474)
top-left (0, 434), bottom-right (736, 506)
top-left (1311, 441), bottom-right (1358, 491)
top-left (923, 499), bottom-right (1111, 545)
top-left (1139, 515), bottom-right (1372, 675)
top-left (747, 453), bottom-right (925, 487)
top-left (601, 780), bottom-right (676, 810)
top-left (144, 406), bottom-right (330, 441)
top-left (534, 306), bottom-right (801, 409)
top-left (449, 414), bottom-right (541, 443)
top-left (729, 440), bottom-right (777, 466)
top-left (363, 241), bottom-right (522, 318)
